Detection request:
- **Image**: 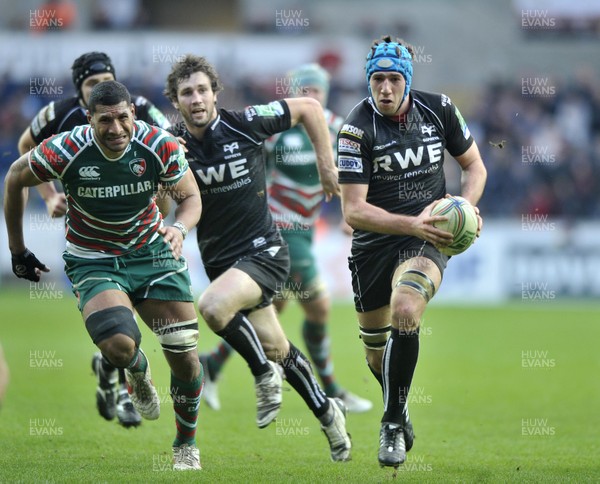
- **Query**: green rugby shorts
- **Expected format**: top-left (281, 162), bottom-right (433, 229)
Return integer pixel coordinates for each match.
top-left (63, 237), bottom-right (194, 310)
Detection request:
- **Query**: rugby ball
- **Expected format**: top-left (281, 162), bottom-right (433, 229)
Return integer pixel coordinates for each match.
top-left (431, 196), bottom-right (478, 256)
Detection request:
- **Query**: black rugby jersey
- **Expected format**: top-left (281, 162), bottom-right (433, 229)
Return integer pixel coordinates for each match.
top-left (338, 90), bottom-right (473, 251)
top-left (28, 95), bottom-right (170, 144)
top-left (169, 101), bottom-right (292, 268)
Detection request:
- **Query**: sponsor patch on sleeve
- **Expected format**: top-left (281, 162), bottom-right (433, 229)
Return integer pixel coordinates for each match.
top-left (338, 138), bottom-right (361, 154)
top-left (340, 124), bottom-right (364, 139)
top-left (454, 106), bottom-right (471, 140)
top-left (31, 103), bottom-right (55, 137)
top-left (244, 106), bottom-right (257, 121)
top-left (338, 156), bottom-right (363, 173)
top-left (250, 101), bottom-right (285, 118)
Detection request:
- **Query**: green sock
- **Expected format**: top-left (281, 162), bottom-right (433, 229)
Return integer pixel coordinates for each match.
top-left (172, 366), bottom-right (203, 447)
top-left (202, 341), bottom-right (233, 380)
top-left (302, 320), bottom-right (341, 397)
top-left (127, 347), bottom-right (148, 374)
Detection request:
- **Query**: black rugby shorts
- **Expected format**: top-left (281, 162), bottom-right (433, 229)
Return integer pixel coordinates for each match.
top-left (204, 243), bottom-right (290, 309)
top-left (348, 238), bottom-right (448, 312)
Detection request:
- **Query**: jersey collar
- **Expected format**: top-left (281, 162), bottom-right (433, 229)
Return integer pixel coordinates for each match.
top-left (368, 95), bottom-right (413, 122)
top-left (209, 113), bottom-right (221, 131)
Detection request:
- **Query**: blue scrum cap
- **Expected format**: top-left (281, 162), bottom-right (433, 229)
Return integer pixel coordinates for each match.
top-left (365, 40), bottom-right (413, 103)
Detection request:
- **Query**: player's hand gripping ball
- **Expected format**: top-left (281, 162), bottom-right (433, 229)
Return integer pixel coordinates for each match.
top-left (431, 196), bottom-right (478, 256)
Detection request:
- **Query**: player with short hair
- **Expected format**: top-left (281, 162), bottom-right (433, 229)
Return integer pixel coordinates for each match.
top-left (17, 51), bottom-right (172, 427)
top-left (165, 54), bottom-right (351, 462)
top-left (5, 80), bottom-right (204, 470)
top-left (19, 51), bottom-right (171, 217)
top-left (338, 36), bottom-right (486, 467)
top-left (198, 63), bottom-right (372, 414)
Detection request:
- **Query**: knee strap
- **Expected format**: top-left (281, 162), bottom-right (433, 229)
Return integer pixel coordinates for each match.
top-left (395, 269), bottom-right (436, 302)
top-left (359, 325), bottom-right (391, 351)
top-left (302, 277), bottom-right (327, 302)
top-left (85, 306), bottom-right (141, 346)
top-left (154, 319), bottom-right (199, 353)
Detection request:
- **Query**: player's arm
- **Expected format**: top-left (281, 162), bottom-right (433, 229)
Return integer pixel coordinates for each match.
top-left (454, 141), bottom-right (486, 234)
top-left (285, 97), bottom-right (340, 200)
top-left (442, 95), bottom-right (486, 207)
top-left (17, 127), bottom-right (36, 155)
top-left (341, 183), bottom-right (453, 246)
top-left (135, 96), bottom-right (171, 130)
top-left (4, 154), bottom-right (50, 280)
top-left (18, 126), bottom-right (67, 218)
top-left (155, 130), bottom-right (190, 218)
top-left (35, 179), bottom-right (67, 218)
top-left (155, 185), bottom-right (172, 218)
top-left (159, 169), bottom-right (202, 260)
top-left (455, 141), bottom-right (486, 206)
top-left (4, 154), bottom-right (43, 253)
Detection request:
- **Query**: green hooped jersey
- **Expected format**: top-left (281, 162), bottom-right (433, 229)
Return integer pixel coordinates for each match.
top-left (266, 108), bottom-right (343, 232)
top-left (29, 120), bottom-right (188, 257)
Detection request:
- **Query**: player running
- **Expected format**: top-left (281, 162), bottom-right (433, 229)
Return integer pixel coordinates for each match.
top-left (338, 36), bottom-right (486, 467)
top-left (198, 63), bottom-right (372, 414)
top-left (5, 81), bottom-right (204, 470)
top-left (17, 51), bottom-right (172, 427)
top-left (165, 54), bottom-right (351, 462)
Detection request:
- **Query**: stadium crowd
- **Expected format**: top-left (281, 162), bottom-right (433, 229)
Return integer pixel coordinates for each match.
top-left (1, 68), bottom-right (599, 219)
top-left (470, 68), bottom-right (600, 219)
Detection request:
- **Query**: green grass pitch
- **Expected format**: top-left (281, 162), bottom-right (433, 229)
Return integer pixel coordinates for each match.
top-left (0, 288), bottom-right (599, 482)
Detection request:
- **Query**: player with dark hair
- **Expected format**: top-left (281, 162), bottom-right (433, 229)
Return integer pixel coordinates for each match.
top-left (165, 54), bottom-right (351, 462)
top-left (197, 63), bottom-right (372, 414)
top-left (18, 51), bottom-right (170, 217)
top-left (17, 51), bottom-right (172, 428)
top-left (5, 80), bottom-right (204, 470)
top-left (338, 36), bottom-right (486, 467)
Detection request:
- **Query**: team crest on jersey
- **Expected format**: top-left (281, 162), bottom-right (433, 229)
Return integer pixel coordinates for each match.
top-left (223, 142), bottom-right (239, 154)
top-left (129, 158), bottom-right (147, 177)
top-left (421, 124), bottom-right (436, 136)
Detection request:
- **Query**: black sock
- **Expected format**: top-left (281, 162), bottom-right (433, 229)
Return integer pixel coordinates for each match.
top-left (101, 355), bottom-right (116, 373)
top-left (215, 313), bottom-right (270, 377)
top-left (281, 341), bottom-right (330, 419)
top-left (367, 360), bottom-right (384, 389)
top-left (381, 328), bottom-right (419, 425)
